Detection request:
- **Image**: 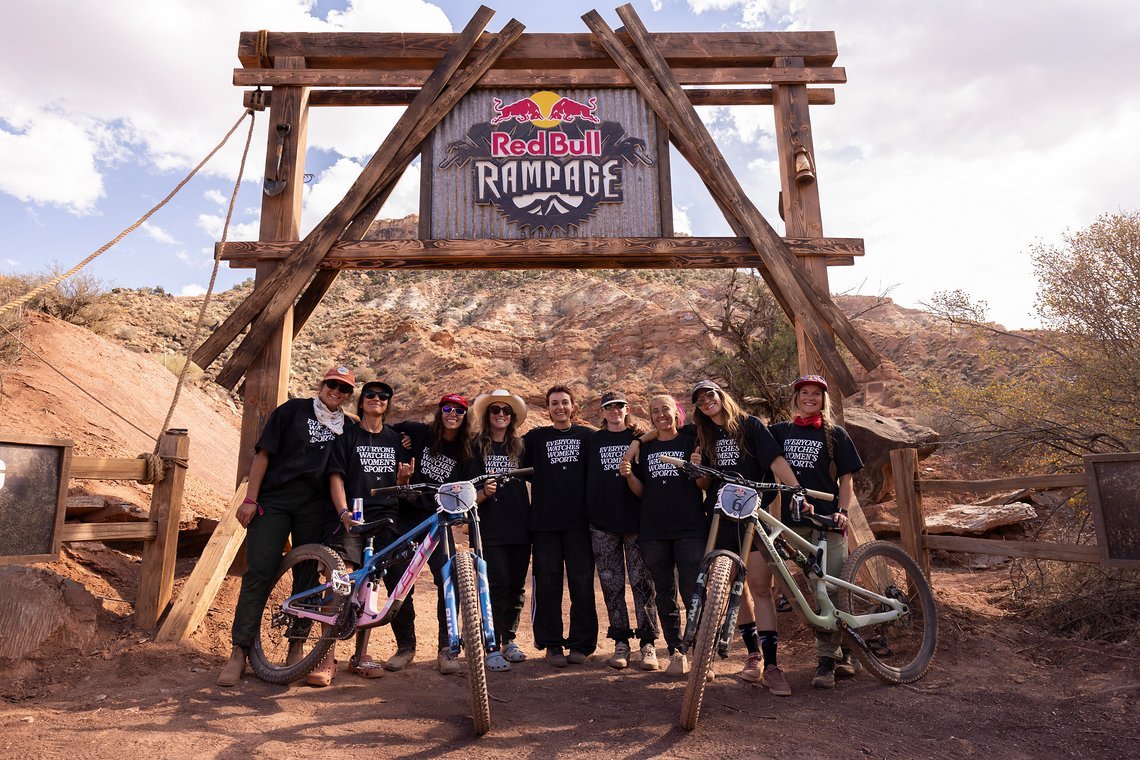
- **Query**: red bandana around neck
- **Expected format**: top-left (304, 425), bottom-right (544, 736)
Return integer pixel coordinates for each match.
top-left (793, 414), bottom-right (822, 428)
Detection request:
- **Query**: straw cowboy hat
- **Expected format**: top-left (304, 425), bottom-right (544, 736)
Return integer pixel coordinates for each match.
top-left (470, 389), bottom-right (528, 425)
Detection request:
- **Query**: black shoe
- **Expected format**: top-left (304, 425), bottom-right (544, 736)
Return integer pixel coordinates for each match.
top-left (812, 657), bottom-right (836, 689)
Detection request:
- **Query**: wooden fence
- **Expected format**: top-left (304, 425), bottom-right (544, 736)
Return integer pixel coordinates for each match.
top-left (67, 429), bottom-right (189, 630)
top-left (890, 448), bottom-right (1099, 579)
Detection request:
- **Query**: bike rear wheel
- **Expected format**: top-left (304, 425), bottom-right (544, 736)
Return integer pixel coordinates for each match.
top-left (249, 543), bottom-right (349, 685)
top-left (679, 554), bottom-right (732, 731)
top-left (456, 550), bottom-right (491, 736)
top-left (837, 540), bottom-right (937, 684)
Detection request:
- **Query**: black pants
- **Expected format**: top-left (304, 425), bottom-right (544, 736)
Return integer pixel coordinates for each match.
top-left (639, 536), bottom-right (704, 654)
top-left (531, 528), bottom-right (598, 654)
top-left (231, 498), bottom-right (327, 649)
top-left (387, 508), bottom-right (449, 651)
top-left (484, 542), bottom-right (530, 650)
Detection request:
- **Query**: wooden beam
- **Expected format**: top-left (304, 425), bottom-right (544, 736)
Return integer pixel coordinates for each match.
top-left (919, 473), bottom-right (1087, 494)
top-left (61, 522), bottom-right (158, 542)
top-left (236, 31), bottom-right (841, 69)
top-left (196, 8), bottom-right (508, 383)
top-left (156, 483), bottom-right (248, 643)
top-left (922, 535), bottom-right (1102, 564)
top-left (217, 236), bottom-right (863, 269)
top-left (263, 87), bottom-right (836, 108)
top-left (70, 456), bottom-right (148, 481)
top-left (586, 7), bottom-right (871, 396)
top-left (135, 431), bottom-right (190, 631)
top-left (234, 66), bottom-right (846, 89)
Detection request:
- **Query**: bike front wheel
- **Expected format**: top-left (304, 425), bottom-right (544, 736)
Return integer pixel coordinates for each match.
top-left (455, 550), bottom-right (491, 736)
top-left (679, 554), bottom-right (732, 731)
top-left (837, 540), bottom-right (937, 684)
top-left (249, 543), bottom-right (349, 685)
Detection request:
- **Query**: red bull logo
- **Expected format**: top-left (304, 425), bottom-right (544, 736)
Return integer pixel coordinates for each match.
top-left (440, 90), bottom-right (653, 232)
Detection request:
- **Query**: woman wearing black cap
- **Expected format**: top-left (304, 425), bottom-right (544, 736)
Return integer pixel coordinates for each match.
top-left (587, 391), bottom-right (658, 670)
top-left (323, 379), bottom-right (412, 683)
top-left (470, 389), bottom-right (531, 672)
top-left (218, 365), bottom-right (356, 688)
top-left (386, 393), bottom-right (478, 675)
top-left (771, 375), bottom-right (863, 689)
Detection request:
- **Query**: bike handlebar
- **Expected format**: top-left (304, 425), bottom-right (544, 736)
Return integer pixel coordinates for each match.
top-left (368, 468), bottom-right (534, 497)
top-left (657, 455), bottom-right (835, 502)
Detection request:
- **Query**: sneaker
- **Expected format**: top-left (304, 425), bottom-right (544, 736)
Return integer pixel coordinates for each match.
top-left (438, 648), bottom-right (461, 675)
top-left (567, 650), bottom-right (589, 665)
top-left (545, 647), bottom-right (568, 668)
top-left (762, 664), bottom-right (792, 696)
top-left (384, 648), bottom-right (416, 672)
top-left (812, 657), bottom-right (836, 689)
top-left (739, 651), bottom-right (764, 683)
top-left (486, 651), bottom-right (511, 672)
top-left (216, 646), bottom-right (246, 687)
top-left (638, 644), bottom-right (659, 671)
top-left (665, 651), bottom-right (689, 676)
top-left (608, 641), bottom-right (631, 670)
top-left (503, 641), bottom-right (527, 663)
top-left (835, 650), bottom-right (862, 678)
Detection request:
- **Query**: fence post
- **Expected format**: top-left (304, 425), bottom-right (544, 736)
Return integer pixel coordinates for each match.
top-left (891, 447), bottom-right (931, 578)
top-left (135, 430), bottom-right (189, 630)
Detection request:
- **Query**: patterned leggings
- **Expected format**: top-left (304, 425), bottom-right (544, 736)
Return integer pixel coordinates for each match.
top-left (590, 529), bottom-right (659, 644)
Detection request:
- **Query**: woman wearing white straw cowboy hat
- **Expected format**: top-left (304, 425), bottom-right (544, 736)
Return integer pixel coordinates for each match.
top-left (471, 389), bottom-right (532, 671)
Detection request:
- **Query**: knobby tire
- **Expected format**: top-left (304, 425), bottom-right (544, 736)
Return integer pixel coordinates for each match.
top-left (679, 554), bottom-right (733, 731)
top-left (837, 540), bottom-right (937, 684)
top-left (248, 543), bottom-right (348, 685)
top-left (456, 551), bottom-right (492, 736)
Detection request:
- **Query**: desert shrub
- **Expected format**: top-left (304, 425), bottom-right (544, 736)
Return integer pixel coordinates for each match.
top-left (159, 353), bottom-right (204, 383)
top-left (0, 269), bottom-right (117, 335)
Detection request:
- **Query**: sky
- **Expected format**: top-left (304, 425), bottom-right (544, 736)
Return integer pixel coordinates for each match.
top-left (2, 0), bottom-right (1138, 329)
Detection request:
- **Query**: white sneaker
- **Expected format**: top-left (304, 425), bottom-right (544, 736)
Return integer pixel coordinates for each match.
top-left (639, 644), bottom-right (659, 671)
top-left (608, 641), bottom-right (631, 669)
top-left (665, 651), bottom-right (689, 676)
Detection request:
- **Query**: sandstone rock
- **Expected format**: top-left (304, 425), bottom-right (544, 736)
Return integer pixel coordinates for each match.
top-left (845, 407), bottom-right (939, 504)
top-left (0, 566), bottom-right (100, 663)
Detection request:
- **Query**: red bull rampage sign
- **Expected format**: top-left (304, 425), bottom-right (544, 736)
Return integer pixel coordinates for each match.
top-left (438, 90), bottom-right (654, 233)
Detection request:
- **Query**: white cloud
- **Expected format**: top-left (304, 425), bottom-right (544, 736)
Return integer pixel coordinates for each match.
top-left (196, 214), bottom-right (260, 242)
top-left (141, 222), bottom-right (177, 245)
top-left (179, 283), bottom-right (207, 296)
top-left (299, 157), bottom-right (420, 235)
top-left (203, 189), bottom-right (228, 206)
top-left (0, 108), bottom-right (104, 212)
top-left (673, 204), bottom-right (692, 236)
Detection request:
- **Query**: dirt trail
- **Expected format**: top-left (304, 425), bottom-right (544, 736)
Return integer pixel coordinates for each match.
top-left (1, 563), bottom-right (1136, 759)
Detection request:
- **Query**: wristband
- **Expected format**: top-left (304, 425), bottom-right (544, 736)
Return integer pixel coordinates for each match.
top-left (338, 507), bottom-right (349, 518)
top-left (242, 498), bottom-right (258, 506)
top-left (838, 508), bottom-right (849, 515)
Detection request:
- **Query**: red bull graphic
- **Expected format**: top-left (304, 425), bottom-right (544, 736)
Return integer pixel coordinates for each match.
top-left (440, 90), bottom-right (653, 232)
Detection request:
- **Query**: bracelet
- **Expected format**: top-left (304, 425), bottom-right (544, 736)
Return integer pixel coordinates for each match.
top-left (242, 498), bottom-right (258, 506)
top-left (838, 508), bottom-right (849, 515)
top-left (338, 507), bottom-right (349, 518)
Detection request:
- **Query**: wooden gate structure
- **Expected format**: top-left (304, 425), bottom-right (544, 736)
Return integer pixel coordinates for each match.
top-left (161, 4), bottom-right (885, 640)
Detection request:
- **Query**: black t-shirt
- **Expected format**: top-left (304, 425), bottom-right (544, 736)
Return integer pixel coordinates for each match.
top-left (256, 397), bottom-right (340, 508)
top-left (637, 433), bottom-right (706, 541)
top-left (521, 424), bottom-right (592, 532)
top-left (684, 415), bottom-right (782, 510)
top-left (392, 420), bottom-right (477, 515)
top-left (477, 439), bottom-right (531, 546)
top-left (586, 428), bottom-right (640, 534)
top-left (327, 421), bottom-right (409, 523)
top-left (770, 421), bottom-right (863, 524)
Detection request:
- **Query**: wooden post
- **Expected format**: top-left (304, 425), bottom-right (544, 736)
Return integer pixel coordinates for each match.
top-left (235, 55), bottom-right (309, 485)
top-left (891, 447), bottom-right (931, 578)
top-left (135, 430), bottom-right (190, 630)
top-left (156, 483), bottom-right (248, 643)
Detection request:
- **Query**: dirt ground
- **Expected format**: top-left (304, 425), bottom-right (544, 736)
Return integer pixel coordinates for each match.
top-left (1, 547), bottom-right (1137, 760)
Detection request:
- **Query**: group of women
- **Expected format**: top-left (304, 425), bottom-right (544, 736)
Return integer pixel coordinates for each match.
top-left (216, 366), bottom-right (864, 697)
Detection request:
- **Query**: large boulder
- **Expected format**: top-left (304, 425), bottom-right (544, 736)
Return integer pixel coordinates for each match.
top-left (845, 407), bottom-right (939, 504)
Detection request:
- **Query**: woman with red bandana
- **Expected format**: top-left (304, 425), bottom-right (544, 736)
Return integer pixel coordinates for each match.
top-left (770, 375), bottom-right (863, 689)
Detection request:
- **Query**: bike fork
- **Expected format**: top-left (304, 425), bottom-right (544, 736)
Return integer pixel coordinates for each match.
top-left (473, 553), bottom-right (498, 652)
top-left (682, 568), bottom-right (710, 650)
top-left (442, 555), bottom-right (462, 656)
top-left (717, 576), bottom-right (745, 658)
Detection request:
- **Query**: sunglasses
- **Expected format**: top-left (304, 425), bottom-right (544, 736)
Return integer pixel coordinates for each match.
top-left (601, 402), bottom-right (627, 410)
top-left (488, 404), bottom-right (514, 416)
top-left (324, 379), bottom-right (354, 394)
top-left (362, 389), bottom-right (392, 401)
top-left (696, 389), bottom-right (719, 404)
top-left (441, 405), bottom-right (467, 416)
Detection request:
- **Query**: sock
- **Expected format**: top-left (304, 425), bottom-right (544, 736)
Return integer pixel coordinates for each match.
top-left (759, 630), bottom-right (778, 667)
top-left (738, 622), bottom-right (761, 654)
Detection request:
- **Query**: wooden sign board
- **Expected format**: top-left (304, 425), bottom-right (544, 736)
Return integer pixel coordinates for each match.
top-left (0, 434), bottom-right (73, 566)
top-left (428, 88), bottom-right (662, 239)
top-left (1084, 452), bottom-right (1140, 569)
